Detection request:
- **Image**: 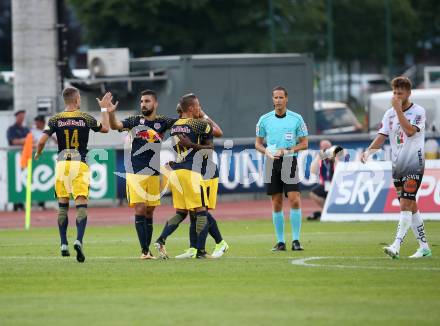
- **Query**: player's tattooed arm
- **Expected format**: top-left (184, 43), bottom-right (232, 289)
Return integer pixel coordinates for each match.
top-left (177, 134), bottom-right (214, 150)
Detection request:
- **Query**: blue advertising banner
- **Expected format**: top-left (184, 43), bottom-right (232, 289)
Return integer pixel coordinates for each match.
top-left (114, 139), bottom-right (374, 197)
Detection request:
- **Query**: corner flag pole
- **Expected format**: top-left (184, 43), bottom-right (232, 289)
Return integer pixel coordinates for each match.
top-left (21, 132), bottom-right (34, 230)
top-left (25, 158), bottom-right (32, 230)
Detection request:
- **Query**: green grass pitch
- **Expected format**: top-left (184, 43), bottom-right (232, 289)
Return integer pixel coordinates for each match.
top-left (1, 220), bottom-right (439, 325)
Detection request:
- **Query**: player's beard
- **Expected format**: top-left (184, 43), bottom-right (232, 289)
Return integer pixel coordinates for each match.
top-left (141, 107), bottom-right (154, 117)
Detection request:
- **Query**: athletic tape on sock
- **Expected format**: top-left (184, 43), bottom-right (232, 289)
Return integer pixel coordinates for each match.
top-left (58, 203), bottom-right (69, 225)
top-left (195, 213), bottom-right (208, 234)
top-left (76, 205), bottom-right (88, 222)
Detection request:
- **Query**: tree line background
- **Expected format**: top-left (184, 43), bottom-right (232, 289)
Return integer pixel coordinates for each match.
top-left (1, 0), bottom-right (440, 72)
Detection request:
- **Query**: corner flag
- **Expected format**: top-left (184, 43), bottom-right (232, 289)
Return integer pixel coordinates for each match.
top-left (21, 133), bottom-right (33, 230)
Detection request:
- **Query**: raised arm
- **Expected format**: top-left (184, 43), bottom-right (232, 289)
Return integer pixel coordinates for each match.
top-left (107, 95), bottom-right (124, 130)
top-left (200, 109), bottom-right (223, 137)
top-left (392, 97), bottom-right (417, 137)
top-left (95, 92), bottom-right (115, 133)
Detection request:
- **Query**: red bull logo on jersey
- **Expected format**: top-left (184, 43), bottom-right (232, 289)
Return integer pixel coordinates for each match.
top-left (171, 126), bottom-right (191, 134)
top-left (136, 129), bottom-right (161, 143)
top-left (57, 119), bottom-right (86, 127)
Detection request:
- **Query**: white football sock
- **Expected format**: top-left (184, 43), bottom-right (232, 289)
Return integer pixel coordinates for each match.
top-left (411, 211), bottom-right (429, 250)
top-left (391, 211), bottom-right (412, 250)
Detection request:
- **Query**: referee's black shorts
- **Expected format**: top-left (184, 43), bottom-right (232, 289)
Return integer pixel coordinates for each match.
top-left (265, 156), bottom-right (300, 196)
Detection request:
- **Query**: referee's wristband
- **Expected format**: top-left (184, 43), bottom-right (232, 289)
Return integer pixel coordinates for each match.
top-left (101, 108), bottom-right (108, 112)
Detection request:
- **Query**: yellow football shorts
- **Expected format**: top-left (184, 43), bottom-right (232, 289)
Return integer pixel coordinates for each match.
top-left (201, 177), bottom-right (219, 210)
top-left (168, 169), bottom-right (208, 210)
top-left (126, 173), bottom-right (161, 207)
top-left (55, 161), bottom-right (90, 199)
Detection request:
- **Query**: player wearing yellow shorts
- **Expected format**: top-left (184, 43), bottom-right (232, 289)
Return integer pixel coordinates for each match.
top-left (154, 104), bottom-right (228, 259)
top-left (107, 89), bottom-right (176, 259)
top-left (174, 152), bottom-right (229, 259)
top-left (34, 87), bottom-right (111, 262)
top-left (164, 93), bottom-right (223, 258)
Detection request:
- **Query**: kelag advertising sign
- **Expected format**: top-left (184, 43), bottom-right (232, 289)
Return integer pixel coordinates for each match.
top-left (322, 160), bottom-right (440, 221)
top-left (7, 149), bottom-right (116, 203)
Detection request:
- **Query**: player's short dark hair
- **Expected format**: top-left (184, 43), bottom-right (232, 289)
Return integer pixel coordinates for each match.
top-left (179, 93), bottom-right (197, 112)
top-left (62, 87), bottom-right (80, 104)
top-left (391, 77), bottom-right (412, 91)
top-left (272, 86), bottom-right (288, 97)
top-left (140, 89), bottom-right (157, 101)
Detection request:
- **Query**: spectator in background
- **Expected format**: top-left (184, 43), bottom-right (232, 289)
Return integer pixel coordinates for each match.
top-left (31, 115), bottom-right (57, 146)
top-left (7, 110), bottom-right (29, 146)
top-left (6, 110), bottom-right (30, 211)
top-left (31, 115), bottom-right (47, 144)
top-left (307, 139), bottom-right (335, 221)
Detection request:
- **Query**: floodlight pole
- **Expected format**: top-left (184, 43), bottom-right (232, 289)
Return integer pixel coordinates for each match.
top-left (385, 0), bottom-right (393, 78)
top-left (327, 0), bottom-right (334, 100)
top-left (269, 0), bottom-right (276, 53)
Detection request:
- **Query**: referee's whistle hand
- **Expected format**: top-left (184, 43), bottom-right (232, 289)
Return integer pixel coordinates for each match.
top-left (265, 149), bottom-right (276, 160)
top-left (273, 149), bottom-right (285, 159)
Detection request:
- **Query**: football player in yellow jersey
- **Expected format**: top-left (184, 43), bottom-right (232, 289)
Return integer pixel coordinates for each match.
top-left (34, 87), bottom-right (111, 262)
top-left (165, 93), bottom-right (220, 258)
top-left (107, 89), bottom-right (177, 259)
top-left (154, 103), bottom-right (228, 259)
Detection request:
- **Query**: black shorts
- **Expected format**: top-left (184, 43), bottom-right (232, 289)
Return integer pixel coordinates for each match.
top-left (311, 184), bottom-right (327, 199)
top-left (393, 174), bottom-right (423, 201)
top-left (265, 156), bottom-right (300, 196)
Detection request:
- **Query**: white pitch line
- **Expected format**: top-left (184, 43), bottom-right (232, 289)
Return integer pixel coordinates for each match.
top-left (291, 256), bottom-right (440, 271)
top-left (2, 255), bottom-right (438, 269)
